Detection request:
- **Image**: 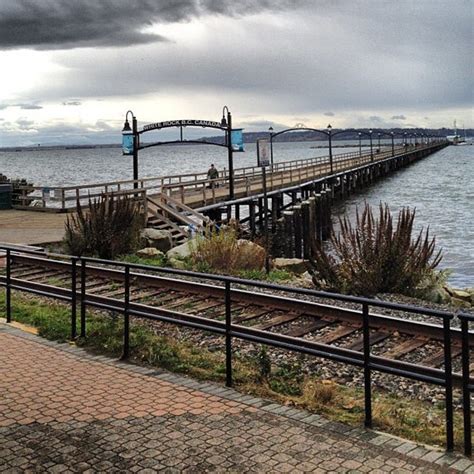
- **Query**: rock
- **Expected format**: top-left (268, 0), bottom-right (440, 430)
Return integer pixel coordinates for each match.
top-left (236, 239), bottom-right (265, 253)
top-left (140, 228), bottom-right (173, 252)
top-left (295, 271), bottom-right (314, 288)
top-left (167, 239), bottom-right (195, 260)
top-left (169, 257), bottom-right (187, 270)
top-left (273, 258), bottom-right (308, 274)
top-left (451, 297), bottom-right (471, 309)
top-left (451, 289), bottom-right (471, 302)
top-left (136, 247), bottom-right (163, 258)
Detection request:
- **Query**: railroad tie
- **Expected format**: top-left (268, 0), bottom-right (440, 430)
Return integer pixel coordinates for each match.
top-left (344, 330), bottom-right (390, 352)
top-left (162, 296), bottom-right (207, 310)
top-left (254, 312), bottom-right (300, 331)
top-left (287, 318), bottom-right (334, 338)
top-left (421, 346), bottom-right (462, 368)
top-left (380, 337), bottom-right (428, 360)
top-left (234, 308), bottom-right (271, 324)
top-left (311, 324), bottom-right (361, 344)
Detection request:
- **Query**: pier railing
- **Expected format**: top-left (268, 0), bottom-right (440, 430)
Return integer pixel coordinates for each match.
top-left (11, 142), bottom-right (444, 211)
top-left (160, 144), bottom-right (421, 205)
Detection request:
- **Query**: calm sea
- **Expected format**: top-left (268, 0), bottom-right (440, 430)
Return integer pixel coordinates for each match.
top-left (1, 141), bottom-right (472, 287)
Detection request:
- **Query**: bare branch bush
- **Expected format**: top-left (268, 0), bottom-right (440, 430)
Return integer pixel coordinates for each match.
top-left (311, 203), bottom-right (442, 296)
top-left (65, 193), bottom-right (144, 259)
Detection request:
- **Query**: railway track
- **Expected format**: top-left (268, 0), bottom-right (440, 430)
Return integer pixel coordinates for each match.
top-left (2, 252), bottom-right (473, 388)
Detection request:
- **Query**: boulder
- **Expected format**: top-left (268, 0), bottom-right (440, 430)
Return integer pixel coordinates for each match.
top-left (273, 258), bottom-right (308, 274)
top-left (136, 247), bottom-right (164, 258)
top-left (451, 289), bottom-right (471, 302)
top-left (236, 239), bottom-right (265, 253)
top-left (169, 257), bottom-right (188, 270)
top-left (451, 297), bottom-right (471, 309)
top-left (295, 271), bottom-right (314, 288)
top-left (167, 239), bottom-right (195, 260)
top-left (140, 228), bottom-right (173, 252)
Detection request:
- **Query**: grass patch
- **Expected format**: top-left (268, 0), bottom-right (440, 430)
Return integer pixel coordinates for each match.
top-left (0, 290), bottom-right (465, 450)
top-left (237, 269), bottom-right (292, 282)
top-left (118, 253), bottom-right (168, 268)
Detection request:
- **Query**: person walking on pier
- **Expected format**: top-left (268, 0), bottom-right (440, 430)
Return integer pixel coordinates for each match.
top-left (207, 164), bottom-right (219, 188)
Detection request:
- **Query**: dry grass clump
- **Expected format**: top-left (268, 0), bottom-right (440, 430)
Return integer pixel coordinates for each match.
top-left (65, 193), bottom-right (144, 259)
top-left (311, 203), bottom-right (442, 296)
top-left (190, 227), bottom-right (265, 274)
top-left (301, 379), bottom-right (337, 406)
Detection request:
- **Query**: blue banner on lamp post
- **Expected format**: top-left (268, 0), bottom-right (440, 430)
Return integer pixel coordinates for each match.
top-left (122, 132), bottom-right (134, 155)
top-left (231, 128), bottom-right (244, 152)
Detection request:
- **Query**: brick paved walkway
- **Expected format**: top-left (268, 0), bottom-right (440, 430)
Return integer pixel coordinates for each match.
top-left (1, 324), bottom-right (472, 473)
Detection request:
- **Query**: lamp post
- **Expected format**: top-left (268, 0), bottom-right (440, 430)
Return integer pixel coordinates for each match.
top-left (221, 106), bottom-right (234, 200)
top-left (390, 132), bottom-right (395, 156)
top-left (327, 124), bottom-right (333, 173)
top-left (414, 133), bottom-right (417, 146)
top-left (269, 126), bottom-right (274, 168)
top-left (403, 132), bottom-right (407, 147)
top-left (358, 132), bottom-right (362, 157)
top-left (122, 110), bottom-right (138, 189)
top-left (377, 132), bottom-right (381, 152)
top-left (369, 129), bottom-right (373, 161)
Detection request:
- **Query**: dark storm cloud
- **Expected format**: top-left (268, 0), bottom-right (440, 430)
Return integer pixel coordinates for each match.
top-left (0, 0), bottom-right (297, 50)
top-left (391, 115), bottom-right (407, 120)
top-left (324, 112), bottom-right (335, 117)
top-left (32, 0), bottom-right (471, 113)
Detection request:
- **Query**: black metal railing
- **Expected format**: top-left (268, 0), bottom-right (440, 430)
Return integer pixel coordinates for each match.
top-left (0, 244), bottom-right (472, 456)
top-left (459, 312), bottom-right (473, 457)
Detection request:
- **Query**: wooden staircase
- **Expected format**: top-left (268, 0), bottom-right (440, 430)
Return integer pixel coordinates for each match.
top-left (146, 194), bottom-right (210, 246)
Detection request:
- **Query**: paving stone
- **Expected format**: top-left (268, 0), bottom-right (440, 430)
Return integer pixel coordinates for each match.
top-left (0, 325), bottom-right (468, 473)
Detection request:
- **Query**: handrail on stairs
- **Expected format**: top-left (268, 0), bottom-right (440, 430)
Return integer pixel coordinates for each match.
top-left (146, 194), bottom-right (210, 235)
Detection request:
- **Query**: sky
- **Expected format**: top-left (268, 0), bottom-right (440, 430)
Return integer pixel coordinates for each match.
top-left (0, 0), bottom-right (472, 147)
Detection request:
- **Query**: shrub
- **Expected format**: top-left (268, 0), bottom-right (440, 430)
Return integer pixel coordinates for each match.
top-left (65, 193), bottom-right (144, 259)
top-left (190, 227), bottom-right (265, 274)
top-left (310, 203), bottom-right (442, 296)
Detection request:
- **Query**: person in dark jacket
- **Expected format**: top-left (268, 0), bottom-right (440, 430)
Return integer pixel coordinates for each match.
top-left (207, 164), bottom-right (219, 188)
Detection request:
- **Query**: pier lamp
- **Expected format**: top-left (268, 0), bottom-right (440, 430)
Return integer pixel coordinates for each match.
top-left (268, 126), bottom-right (274, 167)
top-left (377, 132), bottom-right (381, 151)
top-left (390, 132), bottom-right (395, 156)
top-left (221, 106), bottom-right (234, 200)
top-left (358, 132), bottom-right (362, 158)
top-left (414, 133), bottom-right (418, 146)
top-left (122, 110), bottom-right (139, 189)
top-left (369, 129), bottom-right (373, 161)
top-left (327, 124), bottom-right (333, 173)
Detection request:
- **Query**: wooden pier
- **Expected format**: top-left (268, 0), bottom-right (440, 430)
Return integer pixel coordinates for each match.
top-left (0, 141), bottom-right (448, 247)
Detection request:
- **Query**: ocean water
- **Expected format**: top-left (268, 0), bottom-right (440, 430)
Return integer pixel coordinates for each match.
top-left (332, 145), bottom-right (474, 288)
top-left (1, 141), bottom-right (472, 286)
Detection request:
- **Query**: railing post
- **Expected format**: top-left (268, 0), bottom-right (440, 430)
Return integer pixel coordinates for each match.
top-left (443, 316), bottom-right (454, 452)
top-left (80, 259), bottom-right (86, 338)
top-left (122, 266), bottom-right (131, 360)
top-left (6, 249), bottom-right (11, 323)
top-left (225, 280), bottom-right (233, 387)
top-left (460, 316), bottom-right (472, 457)
top-left (362, 302), bottom-right (372, 428)
top-left (71, 257), bottom-right (77, 339)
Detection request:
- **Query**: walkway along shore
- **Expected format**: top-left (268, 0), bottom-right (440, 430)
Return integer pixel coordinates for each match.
top-left (1, 323), bottom-right (472, 471)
